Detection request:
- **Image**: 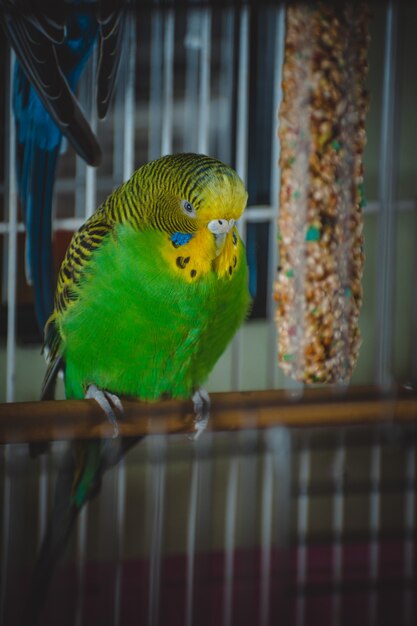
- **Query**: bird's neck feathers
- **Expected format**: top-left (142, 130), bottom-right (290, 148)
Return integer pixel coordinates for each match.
top-left (102, 174), bottom-right (149, 228)
top-left (161, 225), bottom-right (242, 283)
top-left (101, 171), bottom-right (190, 233)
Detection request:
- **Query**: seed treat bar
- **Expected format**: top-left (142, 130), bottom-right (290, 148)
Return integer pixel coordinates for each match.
top-left (274, 2), bottom-right (369, 383)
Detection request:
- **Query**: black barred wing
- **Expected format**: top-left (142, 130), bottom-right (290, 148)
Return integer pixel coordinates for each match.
top-left (42, 210), bottom-right (112, 398)
top-left (55, 211), bottom-right (112, 317)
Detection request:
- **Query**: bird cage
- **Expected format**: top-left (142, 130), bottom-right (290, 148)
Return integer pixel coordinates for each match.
top-left (0, 1), bottom-right (416, 625)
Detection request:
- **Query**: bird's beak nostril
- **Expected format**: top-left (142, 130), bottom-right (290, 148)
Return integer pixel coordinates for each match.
top-left (208, 218), bottom-right (235, 235)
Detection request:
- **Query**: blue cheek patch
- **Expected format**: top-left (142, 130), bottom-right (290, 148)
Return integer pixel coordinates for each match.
top-left (171, 232), bottom-right (194, 248)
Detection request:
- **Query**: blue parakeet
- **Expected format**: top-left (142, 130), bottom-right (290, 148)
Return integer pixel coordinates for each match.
top-left (1, 1), bottom-right (126, 329)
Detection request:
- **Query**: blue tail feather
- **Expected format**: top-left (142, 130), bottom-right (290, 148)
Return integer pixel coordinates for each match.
top-left (27, 146), bottom-right (61, 327)
top-left (14, 61), bottom-right (62, 329)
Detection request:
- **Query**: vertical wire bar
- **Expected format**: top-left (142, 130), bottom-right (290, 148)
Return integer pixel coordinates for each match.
top-left (260, 445), bottom-right (274, 626)
top-left (121, 18), bottom-right (136, 181)
top-left (114, 460), bottom-right (126, 626)
top-left (37, 454), bottom-right (49, 546)
top-left (149, 10), bottom-right (163, 161)
top-left (85, 109), bottom-right (97, 207)
top-left (75, 153), bottom-right (86, 217)
top-left (6, 51), bottom-right (17, 403)
top-left (403, 445), bottom-right (416, 626)
top-left (236, 429), bottom-right (258, 624)
top-left (113, 19), bottom-right (136, 181)
top-left (113, 20), bottom-right (137, 626)
top-left (185, 433), bottom-right (213, 626)
top-left (267, 4), bottom-right (286, 389)
top-left (231, 6), bottom-right (250, 391)
top-left (74, 48), bottom-right (91, 217)
top-left (113, 105), bottom-right (123, 185)
top-left (0, 447), bottom-right (11, 625)
top-left (197, 9), bottom-right (211, 154)
top-left (216, 8), bottom-right (234, 164)
top-left (183, 9), bottom-right (200, 152)
top-left (261, 428), bottom-right (292, 626)
top-left (375, 1), bottom-right (398, 388)
top-left (1, 50), bottom-right (17, 626)
top-left (147, 435), bottom-right (167, 626)
top-left (369, 443), bottom-right (381, 626)
top-left (411, 135), bottom-right (417, 380)
top-left (234, 7), bottom-right (249, 184)
top-left (269, 3), bottom-right (285, 251)
top-left (75, 48), bottom-right (97, 219)
top-left (75, 505), bottom-right (88, 626)
top-left (331, 442), bottom-right (346, 626)
top-left (271, 428), bottom-right (293, 623)
top-left (185, 445), bottom-right (201, 626)
top-left (73, 51), bottom-right (99, 626)
top-left (185, 433), bottom-right (212, 626)
top-left (161, 10), bottom-right (175, 156)
top-left (295, 446), bottom-right (311, 626)
top-left (223, 453), bottom-right (239, 626)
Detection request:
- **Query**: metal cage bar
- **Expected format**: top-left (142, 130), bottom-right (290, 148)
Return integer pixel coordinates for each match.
top-left (230, 5), bottom-right (250, 391)
top-left (222, 451), bottom-right (239, 626)
top-left (161, 10), bottom-right (175, 157)
top-left (295, 445), bottom-right (311, 626)
top-left (267, 4), bottom-right (285, 389)
top-left (331, 439), bottom-right (346, 626)
top-left (5, 52), bottom-right (18, 403)
top-left (0, 51), bottom-right (17, 626)
top-left (368, 443), bottom-right (382, 626)
top-left (403, 444), bottom-right (416, 626)
top-left (147, 434), bottom-right (168, 626)
top-left (375, 0), bottom-right (399, 388)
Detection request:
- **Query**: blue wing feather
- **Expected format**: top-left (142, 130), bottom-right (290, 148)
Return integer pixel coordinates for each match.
top-left (2, 2), bottom-right (125, 331)
top-left (11, 10), bottom-right (99, 329)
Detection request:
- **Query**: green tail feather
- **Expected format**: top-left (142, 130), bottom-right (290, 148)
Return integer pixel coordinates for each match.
top-left (22, 437), bottom-right (140, 625)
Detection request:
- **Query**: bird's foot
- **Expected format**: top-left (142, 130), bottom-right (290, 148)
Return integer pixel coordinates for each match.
top-left (85, 384), bottom-right (124, 439)
top-left (190, 388), bottom-right (211, 441)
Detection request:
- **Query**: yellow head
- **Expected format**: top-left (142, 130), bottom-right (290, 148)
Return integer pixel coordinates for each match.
top-left (135, 153), bottom-right (248, 237)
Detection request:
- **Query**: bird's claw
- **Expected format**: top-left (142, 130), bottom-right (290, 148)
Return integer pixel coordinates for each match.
top-left (85, 384), bottom-right (124, 439)
top-left (190, 388), bottom-right (211, 441)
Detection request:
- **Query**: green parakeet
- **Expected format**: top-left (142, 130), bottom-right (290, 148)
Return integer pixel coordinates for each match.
top-left (23, 153), bottom-right (250, 624)
top-left (44, 152), bottom-right (250, 413)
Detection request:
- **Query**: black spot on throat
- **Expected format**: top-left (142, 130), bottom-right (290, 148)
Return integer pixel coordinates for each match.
top-left (176, 256), bottom-right (191, 269)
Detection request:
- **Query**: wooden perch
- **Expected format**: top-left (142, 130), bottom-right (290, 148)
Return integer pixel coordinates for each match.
top-left (0, 385), bottom-right (417, 444)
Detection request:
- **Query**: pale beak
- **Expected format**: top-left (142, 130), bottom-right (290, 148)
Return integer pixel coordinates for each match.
top-left (207, 218), bottom-right (235, 234)
top-left (207, 219), bottom-right (235, 256)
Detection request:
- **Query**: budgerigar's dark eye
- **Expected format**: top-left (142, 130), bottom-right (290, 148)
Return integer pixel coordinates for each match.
top-left (181, 200), bottom-right (196, 217)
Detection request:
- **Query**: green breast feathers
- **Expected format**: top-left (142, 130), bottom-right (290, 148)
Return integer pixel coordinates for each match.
top-left (44, 153), bottom-right (251, 403)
